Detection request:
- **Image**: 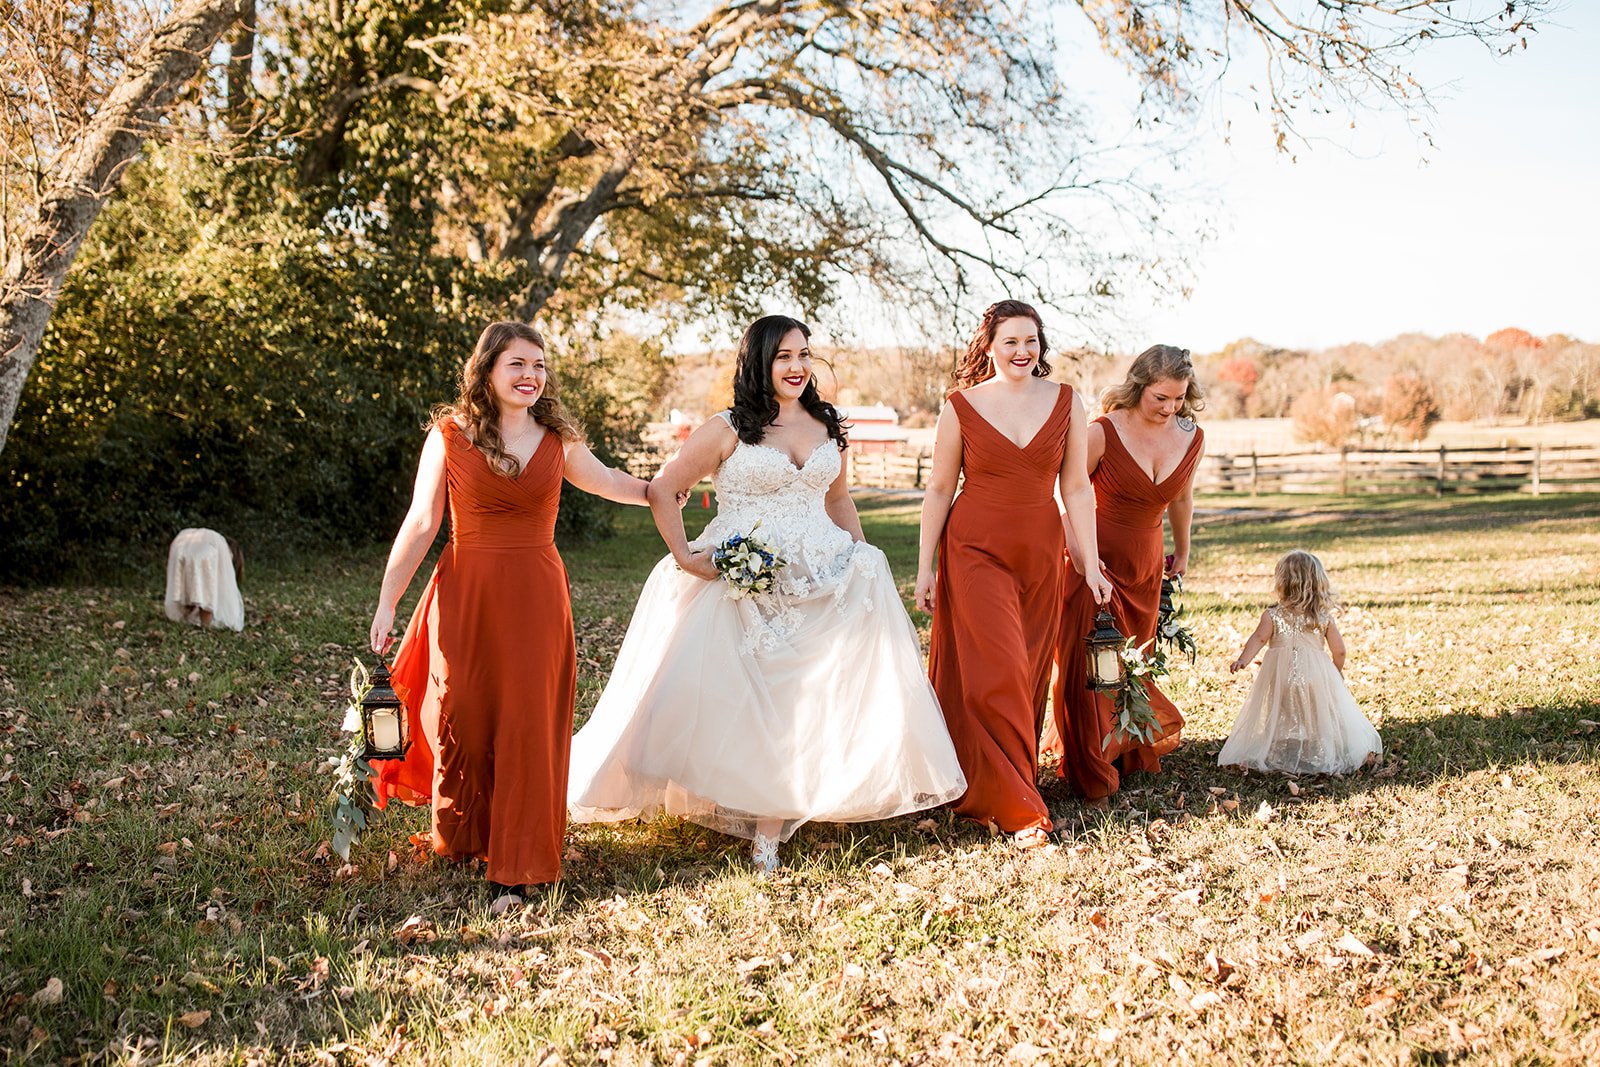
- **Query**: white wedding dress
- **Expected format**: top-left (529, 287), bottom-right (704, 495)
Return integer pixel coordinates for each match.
top-left (568, 416), bottom-right (966, 843)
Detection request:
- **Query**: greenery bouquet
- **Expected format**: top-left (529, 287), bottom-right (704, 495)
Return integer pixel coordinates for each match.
top-left (327, 661), bottom-right (383, 861)
top-left (1158, 564), bottom-right (1199, 664)
top-left (1105, 639), bottom-right (1171, 752)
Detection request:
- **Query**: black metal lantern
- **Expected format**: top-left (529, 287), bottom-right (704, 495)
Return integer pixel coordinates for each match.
top-left (359, 658), bottom-right (411, 761)
top-left (1084, 609), bottom-right (1126, 692)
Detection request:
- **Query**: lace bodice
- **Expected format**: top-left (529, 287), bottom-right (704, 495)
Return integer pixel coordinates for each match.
top-left (691, 417), bottom-right (881, 654)
top-left (697, 417), bottom-right (856, 580)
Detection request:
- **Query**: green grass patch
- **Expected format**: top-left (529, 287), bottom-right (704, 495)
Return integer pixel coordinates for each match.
top-left (2, 493), bottom-right (1597, 1064)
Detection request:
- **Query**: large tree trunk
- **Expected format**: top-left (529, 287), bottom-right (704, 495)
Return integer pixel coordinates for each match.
top-left (226, 0), bottom-right (258, 134)
top-left (510, 149), bottom-right (635, 321)
top-left (0, 0), bottom-right (244, 455)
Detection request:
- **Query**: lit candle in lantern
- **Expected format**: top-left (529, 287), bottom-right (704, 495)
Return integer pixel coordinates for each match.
top-left (1094, 645), bottom-right (1122, 684)
top-left (1084, 609), bottom-right (1127, 693)
top-left (358, 657), bottom-right (410, 761)
top-left (368, 709), bottom-right (402, 753)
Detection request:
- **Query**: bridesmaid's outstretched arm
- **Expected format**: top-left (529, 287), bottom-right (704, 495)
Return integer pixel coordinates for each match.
top-left (913, 400), bottom-right (963, 613)
top-left (563, 440), bottom-right (650, 506)
top-left (646, 416), bottom-right (737, 581)
top-left (1059, 390), bottom-right (1112, 605)
top-left (370, 426), bottom-right (448, 654)
top-left (824, 449), bottom-right (865, 542)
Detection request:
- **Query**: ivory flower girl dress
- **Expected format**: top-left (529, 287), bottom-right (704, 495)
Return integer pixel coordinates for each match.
top-left (1218, 606), bottom-right (1382, 774)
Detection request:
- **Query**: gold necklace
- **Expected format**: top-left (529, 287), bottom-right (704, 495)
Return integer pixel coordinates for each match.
top-left (502, 420), bottom-right (536, 452)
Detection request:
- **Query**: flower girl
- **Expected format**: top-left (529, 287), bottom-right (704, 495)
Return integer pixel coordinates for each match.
top-left (1218, 550), bottom-right (1382, 774)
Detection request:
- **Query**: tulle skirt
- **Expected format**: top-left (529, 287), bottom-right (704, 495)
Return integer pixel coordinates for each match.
top-left (567, 542), bottom-right (966, 842)
top-left (1218, 635), bottom-right (1382, 775)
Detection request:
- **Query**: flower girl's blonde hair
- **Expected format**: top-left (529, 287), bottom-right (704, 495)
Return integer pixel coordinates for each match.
top-left (1273, 550), bottom-right (1337, 622)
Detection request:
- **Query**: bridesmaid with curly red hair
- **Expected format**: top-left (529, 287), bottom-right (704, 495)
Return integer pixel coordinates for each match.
top-left (915, 301), bottom-right (1111, 847)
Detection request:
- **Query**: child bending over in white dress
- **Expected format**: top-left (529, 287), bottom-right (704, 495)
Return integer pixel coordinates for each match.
top-left (1218, 549), bottom-right (1381, 775)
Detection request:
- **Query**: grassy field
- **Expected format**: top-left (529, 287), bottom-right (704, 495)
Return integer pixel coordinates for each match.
top-left (2, 492), bottom-right (1598, 1065)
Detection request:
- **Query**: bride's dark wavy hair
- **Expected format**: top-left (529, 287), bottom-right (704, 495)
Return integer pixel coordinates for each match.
top-left (729, 315), bottom-right (849, 450)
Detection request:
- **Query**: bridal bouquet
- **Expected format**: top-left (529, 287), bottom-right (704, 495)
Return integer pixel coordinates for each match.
top-left (712, 523), bottom-right (787, 599)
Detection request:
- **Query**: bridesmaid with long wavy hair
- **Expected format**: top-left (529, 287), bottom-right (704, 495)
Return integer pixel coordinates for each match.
top-left (1046, 344), bottom-right (1206, 803)
top-left (366, 321), bottom-right (653, 898)
top-left (915, 300), bottom-right (1111, 847)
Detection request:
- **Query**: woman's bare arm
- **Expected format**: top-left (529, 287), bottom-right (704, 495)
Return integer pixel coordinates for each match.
top-left (913, 401), bottom-right (963, 612)
top-left (1166, 431), bottom-right (1204, 577)
top-left (824, 449), bottom-right (865, 542)
top-left (563, 439), bottom-right (651, 505)
top-left (646, 417), bottom-right (737, 580)
top-left (370, 428), bottom-right (448, 653)
top-left (1060, 391), bottom-right (1111, 604)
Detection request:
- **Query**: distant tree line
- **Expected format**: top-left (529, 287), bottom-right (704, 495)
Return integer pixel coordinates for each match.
top-left (1200, 329), bottom-right (1600, 447)
top-left (745, 327), bottom-right (1599, 449)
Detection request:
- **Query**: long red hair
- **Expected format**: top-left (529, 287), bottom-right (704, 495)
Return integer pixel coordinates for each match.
top-left (953, 300), bottom-right (1052, 389)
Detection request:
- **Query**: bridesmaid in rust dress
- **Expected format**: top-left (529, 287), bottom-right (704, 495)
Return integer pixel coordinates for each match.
top-left (365, 322), bottom-right (653, 897)
top-left (1047, 345), bottom-right (1206, 803)
top-left (915, 301), bottom-right (1111, 847)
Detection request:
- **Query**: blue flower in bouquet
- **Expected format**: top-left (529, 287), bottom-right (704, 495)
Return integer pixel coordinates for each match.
top-left (712, 522), bottom-right (787, 599)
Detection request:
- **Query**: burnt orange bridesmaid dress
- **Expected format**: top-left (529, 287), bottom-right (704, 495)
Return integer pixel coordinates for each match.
top-left (927, 385), bottom-right (1073, 833)
top-left (1048, 417), bottom-right (1204, 800)
top-left (373, 421), bottom-right (577, 886)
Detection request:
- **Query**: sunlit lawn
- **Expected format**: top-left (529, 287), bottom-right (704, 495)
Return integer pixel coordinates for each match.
top-left (1, 492), bottom-right (1597, 1064)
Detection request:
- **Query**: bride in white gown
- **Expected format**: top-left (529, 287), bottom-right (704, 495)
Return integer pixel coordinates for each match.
top-left (568, 316), bottom-right (966, 872)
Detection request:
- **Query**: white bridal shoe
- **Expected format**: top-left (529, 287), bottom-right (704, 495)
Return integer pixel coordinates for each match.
top-left (752, 833), bottom-right (780, 876)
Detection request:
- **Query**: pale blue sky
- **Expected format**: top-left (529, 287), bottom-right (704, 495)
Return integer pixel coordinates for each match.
top-left (680, 4), bottom-right (1597, 356)
top-left (1129, 4), bottom-right (1600, 353)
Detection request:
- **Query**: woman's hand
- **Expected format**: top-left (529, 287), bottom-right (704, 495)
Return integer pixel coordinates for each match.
top-left (677, 549), bottom-right (719, 582)
top-left (369, 603), bottom-right (396, 655)
top-left (913, 567), bottom-right (935, 613)
top-left (1083, 564), bottom-right (1113, 606)
top-left (1166, 551), bottom-right (1189, 579)
top-left (1228, 655), bottom-right (1248, 674)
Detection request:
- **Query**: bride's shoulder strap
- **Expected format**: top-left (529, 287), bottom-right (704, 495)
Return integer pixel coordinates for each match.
top-left (713, 410), bottom-right (735, 428)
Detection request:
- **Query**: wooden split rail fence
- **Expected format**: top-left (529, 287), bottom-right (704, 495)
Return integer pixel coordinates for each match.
top-left (1196, 443), bottom-right (1600, 496)
top-left (631, 443), bottom-right (1600, 496)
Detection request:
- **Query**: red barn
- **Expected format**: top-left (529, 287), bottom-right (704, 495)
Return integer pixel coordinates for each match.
top-left (839, 404), bottom-right (910, 455)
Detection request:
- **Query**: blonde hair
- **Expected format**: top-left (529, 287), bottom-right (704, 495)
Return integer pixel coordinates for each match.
top-left (432, 321), bottom-right (583, 477)
top-left (1273, 549), bottom-right (1337, 622)
top-left (1100, 344), bottom-right (1205, 418)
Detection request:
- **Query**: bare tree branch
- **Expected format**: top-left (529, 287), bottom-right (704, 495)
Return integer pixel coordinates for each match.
top-left (0, 0), bottom-right (245, 453)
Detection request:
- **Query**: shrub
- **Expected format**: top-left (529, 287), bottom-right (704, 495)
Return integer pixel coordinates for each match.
top-left (1380, 374), bottom-right (1441, 443)
top-left (0, 157), bottom-right (653, 582)
top-left (1290, 386), bottom-right (1362, 449)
